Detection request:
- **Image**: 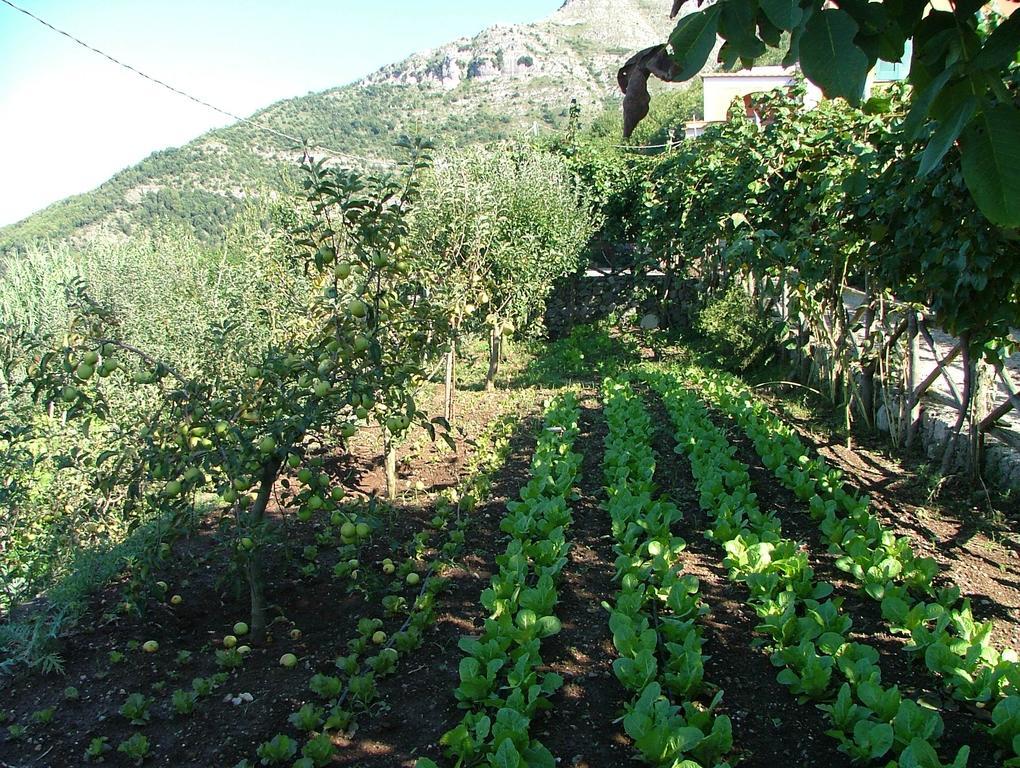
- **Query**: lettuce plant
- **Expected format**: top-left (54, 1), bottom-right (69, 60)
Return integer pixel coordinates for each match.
top-left (256, 734), bottom-right (297, 765)
top-left (117, 733), bottom-right (150, 765)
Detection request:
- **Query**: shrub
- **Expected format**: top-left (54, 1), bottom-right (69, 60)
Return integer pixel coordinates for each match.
top-left (695, 286), bottom-right (778, 372)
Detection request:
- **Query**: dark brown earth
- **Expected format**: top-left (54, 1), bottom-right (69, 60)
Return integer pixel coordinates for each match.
top-left (685, 392), bottom-right (1002, 766)
top-left (808, 432), bottom-right (1020, 654)
top-left (0, 377), bottom-right (1015, 768)
top-left (330, 394), bottom-right (546, 767)
top-left (0, 387), bottom-right (542, 768)
top-left (760, 386), bottom-right (1020, 654)
top-left (535, 396), bottom-right (631, 767)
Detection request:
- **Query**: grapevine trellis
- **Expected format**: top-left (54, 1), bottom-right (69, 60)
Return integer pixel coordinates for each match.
top-left (627, 85), bottom-right (1020, 481)
top-left (735, 265), bottom-right (1020, 476)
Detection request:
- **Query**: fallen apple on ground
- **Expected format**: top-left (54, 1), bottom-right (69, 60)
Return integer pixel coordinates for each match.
top-left (279, 653), bottom-right (298, 668)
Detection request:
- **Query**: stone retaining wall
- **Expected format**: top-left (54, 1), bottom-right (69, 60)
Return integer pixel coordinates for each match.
top-left (543, 269), bottom-right (663, 338)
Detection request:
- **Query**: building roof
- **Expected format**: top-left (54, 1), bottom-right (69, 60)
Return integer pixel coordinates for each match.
top-left (702, 66), bottom-right (797, 79)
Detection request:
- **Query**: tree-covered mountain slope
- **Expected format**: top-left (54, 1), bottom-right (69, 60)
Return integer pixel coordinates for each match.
top-left (0, 0), bottom-right (676, 254)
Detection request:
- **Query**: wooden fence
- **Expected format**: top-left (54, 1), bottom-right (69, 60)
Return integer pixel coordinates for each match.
top-left (719, 264), bottom-right (1020, 480)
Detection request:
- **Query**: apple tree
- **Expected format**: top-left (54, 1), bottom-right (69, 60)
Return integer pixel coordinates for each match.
top-left (410, 146), bottom-right (500, 421)
top-left (412, 142), bottom-right (595, 394)
top-left (28, 140), bottom-right (446, 640)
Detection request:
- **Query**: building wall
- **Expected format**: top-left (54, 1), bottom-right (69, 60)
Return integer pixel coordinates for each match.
top-left (700, 47), bottom-right (916, 127)
top-left (702, 72), bottom-right (796, 121)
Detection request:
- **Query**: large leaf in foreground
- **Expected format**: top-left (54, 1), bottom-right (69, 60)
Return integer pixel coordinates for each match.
top-left (799, 9), bottom-right (869, 104)
top-left (960, 104), bottom-right (1020, 227)
top-left (668, 6), bottom-right (722, 82)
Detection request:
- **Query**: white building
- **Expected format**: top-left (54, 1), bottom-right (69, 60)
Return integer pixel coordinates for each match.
top-left (683, 46), bottom-right (912, 139)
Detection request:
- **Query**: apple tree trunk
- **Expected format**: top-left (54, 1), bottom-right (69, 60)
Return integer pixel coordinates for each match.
top-left (246, 456), bottom-right (282, 642)
top-left (485, 326), bottom-right (501, 392)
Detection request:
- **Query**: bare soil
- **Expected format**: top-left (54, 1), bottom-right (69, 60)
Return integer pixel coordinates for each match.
top-left (0, 379), bottom-right (1015, 768)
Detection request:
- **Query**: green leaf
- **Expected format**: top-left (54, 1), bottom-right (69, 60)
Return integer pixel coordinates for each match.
top-left (990, 696), bottom-right (1020, 746)
top-left (897, 737), bottom-right (940, 768)
top-left (863, 95), bottom-right (893, 115)
top-left (799, 9), bottom-right (869, 103)
top-left (759, 0), bottom-right (802, 31)
top-left (853, 719), bottom-right (894, 759)
top-left (668, 6), bottom-right (723, 81)
top-left (902, 67), bottom-right (955, 140)
top-left (918, 96), bottom-right (976, 177)
top-left (720, 0), bottom-right (766, 61)
top-left (758, 14), bottom-right (783, 46)
top-left (521, 742), bottom-right (556, 768)
top-left (960, 104), bottom-right (1020, 227)
top-left (490, 738), bottom-right (523, 768)
top-left (972, 9), bottom-right (1020, 70)
top-left (96, 449), bottom-right (119, 466)
top-left (784, 18), bottom-right (807, 67)
top-left (776, 668), bottom-right (799, 687)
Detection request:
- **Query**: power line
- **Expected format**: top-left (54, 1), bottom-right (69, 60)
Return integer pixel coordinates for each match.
top-left (0, 0), bottom-right (388, 167)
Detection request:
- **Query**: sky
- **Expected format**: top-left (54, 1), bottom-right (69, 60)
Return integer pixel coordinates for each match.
top-left (0, 0), bottom-right (563, 227)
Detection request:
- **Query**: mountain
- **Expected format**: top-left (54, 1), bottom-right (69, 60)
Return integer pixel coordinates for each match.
top-left (0, 0), bottom-right (677, 254)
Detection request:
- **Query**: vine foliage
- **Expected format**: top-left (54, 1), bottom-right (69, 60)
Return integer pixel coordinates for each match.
top-left (621, 1), bottom-right (1020, 226)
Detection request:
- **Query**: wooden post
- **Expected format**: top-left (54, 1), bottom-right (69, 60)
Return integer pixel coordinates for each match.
top-left (384, 430), bottom-right (398, 501)
top-left (485, 325), bottom-right (500, 392)
top-left (860, 289), bottom-right (876, 428)
top-left (780, 273), bottom-right (793, 367)
top-left (443, 340), bottom-right (456, 423)
top-left (940, 336), bottom-right (972, 475)
top-left (903, 311), bottom-right (921, 447)
top-left (798, 315), bottom-right (810, 381)
top-left (980, 364), bottom-right (1020, 432)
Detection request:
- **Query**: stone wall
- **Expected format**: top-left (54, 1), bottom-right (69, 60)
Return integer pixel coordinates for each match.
top-left (543, 269), bottom-right (664, 339)
top-left (875, 400), bottom-right (1020, 490)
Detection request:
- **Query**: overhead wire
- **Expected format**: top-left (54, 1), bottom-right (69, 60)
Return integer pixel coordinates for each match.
top-left (0, 0), bottom-right (390, 167)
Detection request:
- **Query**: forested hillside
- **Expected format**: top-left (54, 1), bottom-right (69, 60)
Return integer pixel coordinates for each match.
top-left (0, 0), bottom-right (679, 254)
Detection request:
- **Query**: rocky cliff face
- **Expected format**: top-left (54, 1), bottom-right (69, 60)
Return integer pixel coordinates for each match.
top-left (366, 0), bottom-right (672, 96)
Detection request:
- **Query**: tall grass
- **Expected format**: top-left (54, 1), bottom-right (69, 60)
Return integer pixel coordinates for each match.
top-left (1, 212), bottom-right (306, 374)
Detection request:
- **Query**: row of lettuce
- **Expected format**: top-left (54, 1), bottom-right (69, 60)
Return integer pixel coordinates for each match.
top-left (681, 365), bottom-right (1020, 764)
top-left (418, 394), bottom-right (582, 768)
top-left (419, 385), bottom-right (734, 768)
top-left (648, 367), bottom-right (971, 767)
top-left (602, 379), bottom-right (732, 766)
top-left (419, 367), bottom-right (1019, 767)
